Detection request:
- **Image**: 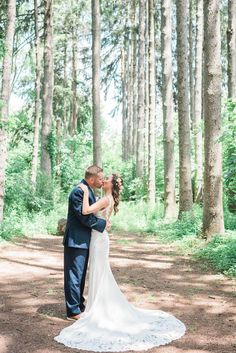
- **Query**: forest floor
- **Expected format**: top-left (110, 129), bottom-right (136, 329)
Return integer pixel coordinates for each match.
top-left (0, 231), bottom-right (235, 353)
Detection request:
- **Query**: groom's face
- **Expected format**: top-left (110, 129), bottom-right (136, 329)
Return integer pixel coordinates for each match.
top-left (92, 172), bottom-right (104, 189)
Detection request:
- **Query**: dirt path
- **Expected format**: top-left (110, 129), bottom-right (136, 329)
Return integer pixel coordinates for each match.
top-left (0, 232), bottom-right (235, 353)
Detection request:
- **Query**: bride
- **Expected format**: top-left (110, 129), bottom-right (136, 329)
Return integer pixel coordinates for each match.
top-left (55, 173), bottom-right (186, 351)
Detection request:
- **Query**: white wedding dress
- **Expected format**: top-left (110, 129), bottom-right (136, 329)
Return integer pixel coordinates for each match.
top-left (55, 196), bottom-right (186, 351)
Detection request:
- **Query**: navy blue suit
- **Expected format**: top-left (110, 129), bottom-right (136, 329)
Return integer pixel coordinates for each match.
top-left (63, 179), bottom-right (106, 316)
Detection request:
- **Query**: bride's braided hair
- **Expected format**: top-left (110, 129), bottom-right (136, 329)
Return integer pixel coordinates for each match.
top-left (111, 173), bottom-right (123, 215)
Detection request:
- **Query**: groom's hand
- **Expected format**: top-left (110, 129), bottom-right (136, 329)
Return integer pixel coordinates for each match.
top-left (106, 220), bottom-right (111, 232)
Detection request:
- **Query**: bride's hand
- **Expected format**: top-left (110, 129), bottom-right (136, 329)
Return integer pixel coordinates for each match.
top-left (79, 183), bottom-right (89, 193)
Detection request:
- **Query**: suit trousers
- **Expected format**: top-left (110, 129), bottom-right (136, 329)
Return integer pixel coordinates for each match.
top-left (64, 246), bottom-right (89, 317)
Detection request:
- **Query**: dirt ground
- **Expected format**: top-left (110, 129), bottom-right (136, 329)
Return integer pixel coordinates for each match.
top-left (0, 231), bottom-right (235, 353)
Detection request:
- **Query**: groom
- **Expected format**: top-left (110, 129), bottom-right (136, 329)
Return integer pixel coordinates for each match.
top-left (63, 165), bottom-right (108, 320)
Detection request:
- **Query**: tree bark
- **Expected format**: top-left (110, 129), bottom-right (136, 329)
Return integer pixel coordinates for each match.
top-left (136, 0), bottom-right (145, 177)
top-left (193, 0), bottom-right (203, 202)
top-left (41, 0), bottom-right (54, 177)
top-left (176, 0), bottom-right (193, 216)
top-left (0, 0), bottom-right (16, 221)
top-left (70, 28), bottom-right (78, 137)
top-left (131, 0), bottom-right (137, 157)
top-left (189, 0), bottom-right (194, 126)
top-left (227, 0), bottom-right (236, 98)
top-left (92, 0), bottom-right (102, 166)
top-left (144, 0), bottom-right (149, 171)
top-left (161, 0), bottom-right (177, 219)
top-left (63, 38), bottom-right (68, 138)
top-left (202, 0), bottom-right (224, 238)
top-left (121, 46), bottom-right (128, 161)
top-left (126, 11), bottom-right (133, 159)
top-left (56, 117), bottom-right (62, 177)
top-left (148, 0), bottom-right (156, 206)
top-left (31, 0), bottom-right (41, 186)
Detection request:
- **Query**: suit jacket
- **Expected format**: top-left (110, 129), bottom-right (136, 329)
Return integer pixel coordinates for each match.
top-left (63, 179), bottom-right (106, 249)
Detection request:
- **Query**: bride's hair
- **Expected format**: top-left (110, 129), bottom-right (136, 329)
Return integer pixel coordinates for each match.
top-left (111, 173), bottom-right (123, 215)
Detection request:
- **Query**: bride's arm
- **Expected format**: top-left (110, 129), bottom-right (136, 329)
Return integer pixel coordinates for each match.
top-left (79, 184), bottom-right (109, 215)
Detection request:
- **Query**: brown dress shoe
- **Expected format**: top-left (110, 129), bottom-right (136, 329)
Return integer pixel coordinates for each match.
top-left (67, 314), bottom-right (81, 321)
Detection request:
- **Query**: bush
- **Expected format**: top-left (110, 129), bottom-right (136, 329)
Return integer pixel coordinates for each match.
top-left (112, 200), bottom-right (202, 240)
top-left (0, 211), bottom-right (24, 241)
top-left (195, 234), bottom-right (236, 277)
top-left (111, 200), bottom-right (163, 233)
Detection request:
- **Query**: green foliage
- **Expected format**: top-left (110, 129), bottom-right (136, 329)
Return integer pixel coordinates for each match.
top-left (0, 201), bottom-right (68, 241)
top-left (0, 211), bottom-right (24, 241)
top-left (112, 200), bottom-right (163, 233)
top-left (112, 201), bottom-right (202, 239)
top-left (155, 208), bottom-right (203, 241)
top-left (195, 234), bottom-right (236, 277)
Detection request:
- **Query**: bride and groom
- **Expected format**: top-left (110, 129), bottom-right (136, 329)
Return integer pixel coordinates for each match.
top-left (55, 165), bottom-right (186, 351)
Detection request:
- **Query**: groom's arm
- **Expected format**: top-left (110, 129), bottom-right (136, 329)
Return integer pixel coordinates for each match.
top-left (71, 189), bottom-right (106, 233)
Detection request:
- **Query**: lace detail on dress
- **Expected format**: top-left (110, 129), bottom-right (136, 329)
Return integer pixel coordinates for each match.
top-left (55, 310), bottom-right (186, 352)
top-left (97, 194), bottom-right (113, 221)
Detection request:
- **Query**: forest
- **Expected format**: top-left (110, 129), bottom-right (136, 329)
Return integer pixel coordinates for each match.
top-left (0, 0), bottom-right (236, 279)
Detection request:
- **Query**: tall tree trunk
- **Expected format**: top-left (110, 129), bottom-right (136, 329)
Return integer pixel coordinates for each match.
top-left (127, 2), bottom-right (134, 156)
top-left (161, 0), bottom-right (177, 219)
top-left (56, 117), bottom-right (62, 177)
top-left (148, 0), bottom-right (156, 206)
top-left (193, 0), bottom-right (203, 202)
top-left (92, 0), bottom-right (102, 166)
top-left (136, 0), bottom-right (145, 177)
top-left (63, 38), bottom-right (68, 138)
top-left (41, 0), bottom-right (54, 177)
top-left (127, 31), bottom-right (133, 157)
top-left (131, 0), bottom-right (137, 157)
top-left (144, 0), bottom-right (149, 171)
top-left (227, 0), bottom-right (236, 98)
top-left (189, 0), bottom-right (194, 126)
top-left (121, 46), bottom-right (128, 161)
top-left (70, 28), bottom-right (77, 137)
top-left (0, 0), bottom-right (16, 222)
top-left (31, 0), bottom-right (41, 186)
top-left (176, 0), bottom-right (193, 217)
top-left (202, 0), bottom-right (224, 238)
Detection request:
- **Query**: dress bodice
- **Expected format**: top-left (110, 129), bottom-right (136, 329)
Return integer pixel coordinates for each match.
top-left (96, 195), bottom-right (113, 221)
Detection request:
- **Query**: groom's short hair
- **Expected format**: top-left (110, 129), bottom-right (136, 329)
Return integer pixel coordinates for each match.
top-left (85, 165), bottom-right (103, 179)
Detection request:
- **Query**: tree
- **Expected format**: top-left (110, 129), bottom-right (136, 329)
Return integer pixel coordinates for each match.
top-left (56, 117), bottom-right (62, 177)
top-left (144, 0), bottom-right (149, 169)
top-left (202, 0), bottom-right (224, 238)
top-left (176, 0), bottom-right (193, 217)
top-left (227, 0), bottom-right (236, 99)
top-left (136, 0), bottom-right (145, 177)
top-left (131, 0), bottom-right (137, 157)
top-left (189, 0), bottom-right (194, 124)
top-left (193, 0), bottom-right (203, 202)
top-left (121, 45), bottom-right (128, 161)
top-left (69, 26), bottom-right (78, 137)
top-left (148, 0), bottom-right (156, 206)
top-left (31, 0), bottom-right (41, 186)
top-left (0, 0), bottom-right (16, 221)
top-left (161, 0), bottom-right (177, 218)
top-left (63, 37), bottom-right (68, 138)
top-left (41, 0), bottom-right (54, 177)
top-left (92, 0), bottom-right (102, 166)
